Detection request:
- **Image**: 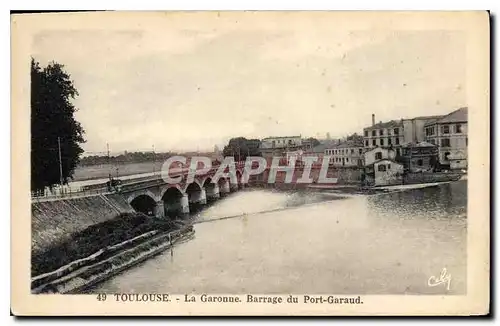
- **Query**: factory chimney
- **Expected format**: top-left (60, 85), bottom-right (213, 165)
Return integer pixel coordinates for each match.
top-left (371, 114), bottom-right (375, 126)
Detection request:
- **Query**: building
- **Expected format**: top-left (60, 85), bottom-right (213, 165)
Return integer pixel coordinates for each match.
top-left (363, 114), bottom-right (443, 156)
top-left (365, 159), bottom-right (404, 187)
top-left (424, 107), bottom-right (468, 170)
top-left (402, 115), bottom-right (444, 144)
top-left (363, 147), bottom-right (396, 166)
top-left (301, 139), bottom-right (315, 152)
top-left (324, 140), bottom-right (364, 167)
top-left (400, 141), bottom-right (439, 172)
top-left (260, 136), bottom-right (303, 158)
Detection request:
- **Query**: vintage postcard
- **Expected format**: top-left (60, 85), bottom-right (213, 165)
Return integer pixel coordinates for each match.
top-left (11, 11), bottom-right (489, 316)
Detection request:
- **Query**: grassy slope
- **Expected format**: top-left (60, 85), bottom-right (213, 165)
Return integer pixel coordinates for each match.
top-left (31, 213), bottom-right (180, 276)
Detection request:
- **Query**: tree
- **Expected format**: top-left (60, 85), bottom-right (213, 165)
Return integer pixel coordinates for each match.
top-left (31, 58), bottom-right (85, 192)
top-left (222, 137), bottom-right (261, 161)
top-left (346, 133), bottom-right (363, 143)
top-left (305, 137), bottom-right (321, 147)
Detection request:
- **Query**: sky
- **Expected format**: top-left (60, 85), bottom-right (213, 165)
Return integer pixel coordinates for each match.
top-left (31, 12), bottom-right (467, 154)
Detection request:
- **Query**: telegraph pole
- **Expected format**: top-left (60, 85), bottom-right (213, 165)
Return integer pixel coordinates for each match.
top-left (58, 137), bottom-right (64, 187)
top-left (107, 143), bottom-right (111, 182)
top-left (152, 144), bottom-right (156, 175)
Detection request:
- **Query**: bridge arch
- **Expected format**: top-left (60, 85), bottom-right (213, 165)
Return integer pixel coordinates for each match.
top-left (202, 176), bottom-right (220, 201)
top-left (236, 170), bottom-right (243, 188)
top-left (216, 176), bottom-right (231, 196)
top-left (129, 193), bottom-right (157, 217)
top-left (184, 181), bottom-right (205, 212)
top-left (127, 189), bottom-right (159, 205)
top-left (161, 185), bottom-right (186, 218)
top-left (159, 184), bottom-right (184, 199)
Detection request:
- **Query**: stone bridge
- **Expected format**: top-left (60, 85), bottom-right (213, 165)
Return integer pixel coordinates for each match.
top-left (119, 164), bottom-right (246, 218)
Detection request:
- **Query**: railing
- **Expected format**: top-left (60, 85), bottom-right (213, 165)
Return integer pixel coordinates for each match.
top-left (31, 187), bottom-right (110, 201)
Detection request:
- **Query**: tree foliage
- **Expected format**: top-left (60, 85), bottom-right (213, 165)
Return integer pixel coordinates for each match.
top-left (79, 151), bottom-right (174, 166)
top-left (304, 137), bottom-right (321, 147)
top-left (222, 137), bottom-right (261, 161)
top-left (31, 58), bottom-right (85, 192)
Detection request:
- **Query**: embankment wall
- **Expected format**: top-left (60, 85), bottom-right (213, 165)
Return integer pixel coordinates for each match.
top-left (31, 194), bottom-right (134, 255)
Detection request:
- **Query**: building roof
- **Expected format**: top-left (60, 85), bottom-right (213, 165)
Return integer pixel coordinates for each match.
top-left (311, 140), bottom-right (338, 153)
top-left (425, 107), bottom-right (468, 126)
top-left (262, 135), bottom-right (301, 140)
top-left (363, 119), bottom-right (403, 130)
top-left (401, 141), bottom-right (436, 148)
top-left (404, 115), bottom-right (444, 121)
top-left (364, 158), bottom-right (402, 167)
top-left (325, 139), bottom-right (364, 149)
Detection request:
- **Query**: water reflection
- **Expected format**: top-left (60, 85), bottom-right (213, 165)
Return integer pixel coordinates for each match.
top-left (197, 189), bottom-right (345, 221)
top-left (368, 181), bottom-right (467, 220)
top-left (92, 181), bottom-right (467, 295)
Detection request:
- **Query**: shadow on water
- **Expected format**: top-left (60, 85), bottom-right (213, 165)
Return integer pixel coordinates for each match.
top-left (367, 180), bottom-right (467, 220)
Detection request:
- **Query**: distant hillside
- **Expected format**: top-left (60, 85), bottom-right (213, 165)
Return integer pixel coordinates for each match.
top-left (79, 151), bottom-right (218, 167)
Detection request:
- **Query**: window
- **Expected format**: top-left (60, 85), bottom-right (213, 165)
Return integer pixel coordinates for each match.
top-left (441, 138), bottom-right (450, 147)
top-left (272, 141), bottom-right (276, 148)
top-left (388, 129), bottom-right (392, 136)
top-left (379, 129), bottom-right (384, 136)
top-left (380, 139), bottom-right (384, 146)
top-left (288, 139), bottom-right (293, 145)
top-left (444, 152), bottom-right (450, 161)
top-left (388, 138), bottom-right (392, 145)
top-left (372, 139), bottom-right (376, 146)
top-left (365, 140), bottom-right (368, 146)
top-left (364, 131), bottom-right (368, 137)
top-left (417, 159), bottom-right (423, 166)
top-left (394, 128), bottom-right (399, 135)
top-left (351, 149), bottom-right (354, 154)
top-left (377, 164), bottom-right (386, 172)
top-left (443, 125), bottom-right (450, 134)
top-left (372, 130), bottom-right (376, 137)
top-left (466, 137), bottom-right (468, 146)
top-left (359, 148), bottom-right (363, 154)
top-left (346, 158), bottom-right (349, 163)
top-left (426, 127), bottom-right (435, 136)
top-left (429, 139), bottom-right (435, 145)
top-left (455, 124), bottom-right (462, 133)
top-left (388, 164), bottom-right (391, 170)
top-left (375, 152), bottom-right (382, 160)
top-left (395, 137), bottom-right (400, 145)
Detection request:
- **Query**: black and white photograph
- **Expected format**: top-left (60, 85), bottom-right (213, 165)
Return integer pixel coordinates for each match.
top-left (11, 11), bottom-right (489, 316)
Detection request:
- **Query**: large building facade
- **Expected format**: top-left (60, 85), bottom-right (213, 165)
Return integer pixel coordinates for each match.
top-left (424, 107), bottom-right (468, 169)
top-left (324, 140), bottom-right (364, 167)
top-left (363, 115), bottom-right (405, 155)
top-left (260, 136), bottom-right (303, 158)
top-left (362, 114), bottom-right (443, 156)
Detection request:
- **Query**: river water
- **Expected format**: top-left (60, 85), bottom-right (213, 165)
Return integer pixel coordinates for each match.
top-left (93, 180), bottom-right (467, 295)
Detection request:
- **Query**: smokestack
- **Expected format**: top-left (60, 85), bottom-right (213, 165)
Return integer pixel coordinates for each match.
top-left (371, 114), bottom-right (375, 126)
